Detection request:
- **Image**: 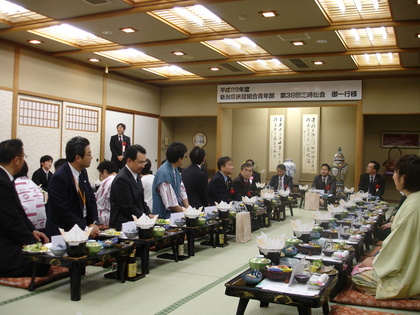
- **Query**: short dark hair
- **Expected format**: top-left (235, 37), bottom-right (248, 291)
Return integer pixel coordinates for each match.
top-left (245, 159), bottom-right (255, 166)
top-left (0, 139), bottom-right (23, 165)
top-left (166, 142), bottom-right (187, 163)
top-left (241, 162), bottom-right (253, 170)
top-left (394, 154), bottom-right (420, 192)
top-left (40, 155), bottom-right (53, 167)
top-left (97, 160), bottom-right (117, 174)
top-left (117, 123), bottom-right (126, 130)
top-left (369, 160), bottom-right (380, 172)
top-left (66, 137), bottom-right (90, 162)
top-left (126, 144), bottom-right (146, 161)
top-left (217, 156), bottom-right (232, 170)
top-left (141, 158), bottom-right (152, 175)
top-left (14, 161), bottom-right (28, 178)
top-left (321, 163), bottom-right (331, 171)
top-left (189, 147), bottom-right (206, 165)
top-left (276, 164), bottom-right (286, 171)
top-left (54, 158), bottom-right (67, 170)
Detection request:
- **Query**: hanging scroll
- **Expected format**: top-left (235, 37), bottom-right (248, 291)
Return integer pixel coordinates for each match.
top-left (302, 114), bottom-right (318, 174)
top-left (269, 115), bottom-right (284, 172)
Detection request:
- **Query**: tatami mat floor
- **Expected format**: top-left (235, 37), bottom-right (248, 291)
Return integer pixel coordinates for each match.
top-left (0, 204), bottom-right (417, 315)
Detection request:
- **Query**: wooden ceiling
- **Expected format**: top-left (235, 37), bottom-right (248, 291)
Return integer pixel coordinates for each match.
top-left (1, 0), bottom-right (419, 86)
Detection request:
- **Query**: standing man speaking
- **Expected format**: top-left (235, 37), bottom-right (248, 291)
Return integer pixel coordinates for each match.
top-left (110, 123), bottom-right (131, 171)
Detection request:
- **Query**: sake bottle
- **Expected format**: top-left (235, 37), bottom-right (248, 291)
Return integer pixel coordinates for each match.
top-left (127, 247), bottom-right (137, 278)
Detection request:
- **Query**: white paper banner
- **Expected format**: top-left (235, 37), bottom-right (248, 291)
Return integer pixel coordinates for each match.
top-left (302, 114), bottom-right (318, 174)
top-left (269, 115), bottom-right (284, 172)
top-left (217, 80), bottom-right (362, 103)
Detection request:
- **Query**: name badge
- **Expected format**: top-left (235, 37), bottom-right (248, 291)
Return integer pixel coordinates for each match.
top-left (83, 205), bottom-right (87, 218)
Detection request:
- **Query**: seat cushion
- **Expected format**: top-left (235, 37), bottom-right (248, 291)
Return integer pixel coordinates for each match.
top-left (0, 266), bottom-right (69, 290)
top-left (330, 305), bottom-right (399, 315)
top-left (332, 284), bottom-right (420, 311)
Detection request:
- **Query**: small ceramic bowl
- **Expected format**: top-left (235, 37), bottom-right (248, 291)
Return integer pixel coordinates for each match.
top-left (50, 246), bottom-right (66, 256)
top-left (86, 242), bottom-right (102, 256)
top-left (241, 269), bottom-right (262, 285)
top-left (322, 249), bottom-right (335, 257)
top-left (174, 219), bottom-right (185, 227)
top-left (153, 226), bottom-right (166, 237)
top-left (294, 274), bottom-right (310, 284)
top-left (124, 231), bottom-right (138, 238)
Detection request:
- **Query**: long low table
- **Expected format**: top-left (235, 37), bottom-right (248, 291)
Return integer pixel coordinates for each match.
top-left (225, 269), bottom-right (337, 315)
top-left (24, 244), bottom-right (132, 301)
top-left (124, 229), bottom-right (186, 274)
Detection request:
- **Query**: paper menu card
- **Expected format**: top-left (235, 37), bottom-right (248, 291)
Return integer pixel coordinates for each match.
top-left (51, 235), bottom-right (65, 248)
top-left (122, 221), bottom-right (136, 232)
top-left (256, 279), bottom-right (320, 296)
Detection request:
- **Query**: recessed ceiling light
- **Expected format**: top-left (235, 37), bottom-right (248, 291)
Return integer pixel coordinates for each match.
top-left (120, 27), bottom-right (137, 33)
top-left (260, 11), bottom-right (277, 18)
top-left (27, 39), bottom-right (43, 44)
top-left (313, 61), bottom-right (324, 65)
top-left (88, 58), bottom-right (101, 62)
top-left (172, 51), bottom-right (186, 56)
top-left (291, 41), bottom-right (305, 46)
top-left (209, 67), bottom-right (220, 71)
top-left (417, 33), bottom-right (420, 39)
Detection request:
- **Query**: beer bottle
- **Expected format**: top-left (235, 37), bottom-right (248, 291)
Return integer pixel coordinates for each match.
top-left (218, 226), bottom-right (224, 245)
top-left (127, 246), bottom-right (137, 278)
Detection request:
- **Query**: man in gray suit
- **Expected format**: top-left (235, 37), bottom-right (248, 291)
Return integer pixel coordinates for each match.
top-left (110, 144), bottom-right (151, 230)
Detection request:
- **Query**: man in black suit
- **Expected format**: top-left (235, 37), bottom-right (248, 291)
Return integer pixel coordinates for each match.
top-left (232, 162), bottom-right (257, 201)
top-left (31, 155), bottom-right (53, 191)
top-left (45, 137), bottom-right (99, 238)
top-left (246, 159), bottom-right (261, 184)
top-left (358, 160), bottom-right (385, 198)
top-left (312, 163), bottom-right (337, 194)
top-left (269, 164), bottom-right (294, 192)
top-left (182, 147), bottom-right (208, 208)
top-left (110, 123), bottom-right (131, 171)
top-left (0, 139), bottom-right (50, 277)
top-left (110, 144), bottom-right (151, 230)
top-left (208, 156), bottom-right (234, 205)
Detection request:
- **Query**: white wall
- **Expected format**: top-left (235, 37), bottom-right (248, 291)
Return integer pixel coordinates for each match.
top-left (134, 115), bottom-right (158, 173)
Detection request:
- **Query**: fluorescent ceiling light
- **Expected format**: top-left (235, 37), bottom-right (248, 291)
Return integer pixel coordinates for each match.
top-left (120, 27), bottom-right (137, 33)
top-left (260, 11), bottom-right (277, 18)
top-left (291, 41), bottom-right (305, 46)
top-left (27, 39), bottom-right (43, 44)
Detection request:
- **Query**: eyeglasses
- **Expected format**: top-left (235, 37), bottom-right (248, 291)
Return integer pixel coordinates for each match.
top-left (137, 160), bottom-right (147, 165)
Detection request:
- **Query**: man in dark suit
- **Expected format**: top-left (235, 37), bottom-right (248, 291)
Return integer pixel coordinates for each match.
top-left (358, 160), bottom-right (385, 198)
top-left (232, 162), bottom-right (257, 201)
top-left (110, 123), bottom-right (131, 171)
top-left (45, 137), bottom-right (99, 238)
top-left (269, 164), bottom-right (294, 192)
top-left (246, 159), bottom-right (261, 184)
top-left (0, 139), bottom-right (50, 277)
top-left (208, 156), bottom-right (234, 205)
top-left (182, 147), bottom-right (208, 208)
top-left (110, 144), bottom-right (151, 230)
top-left (31, 155), bottom-right (53, 191)
top-left (312, 163), bottom-right (337, 194)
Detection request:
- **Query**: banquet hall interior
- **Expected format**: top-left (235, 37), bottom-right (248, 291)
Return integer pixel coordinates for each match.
top-left (0, 0), bottom-right (419, 314)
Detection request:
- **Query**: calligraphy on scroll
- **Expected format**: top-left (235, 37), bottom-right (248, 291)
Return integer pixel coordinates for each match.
top-left (269, 115), bottom-right (284, 172)
top-left (302, 114), bottom-right (318, 174)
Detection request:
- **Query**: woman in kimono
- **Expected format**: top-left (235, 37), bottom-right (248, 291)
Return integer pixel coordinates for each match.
top-left (352, 154), bottom-right (420, 300)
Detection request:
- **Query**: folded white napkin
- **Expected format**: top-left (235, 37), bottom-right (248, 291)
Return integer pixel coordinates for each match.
top-left (313, 211), bottom-right (331, 221)
top-left (327, 204), bottom-right (345, 214)
top-left (183, 205), bottom-right (202, 218)
top-left (344, 187), bottom-right (354, 193)
top-left (59, 224), bottom-right (92, 246)
top-left (299, 185), bottom-right (308, 191)
top-left (290, 219), bottom-right (313, 234)
top-left (256, 232), bottom-right (285, 254)
top-left (215, 201), bottom-right (233, 211)
top-left (255, 182), bottom-right (266, 189)
top-left (242, 196), bottom-right (257, 204)
top-left (132, 213), bottom-right (157, 229)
